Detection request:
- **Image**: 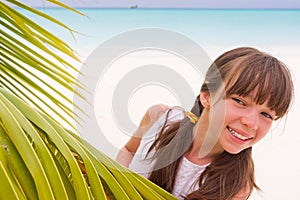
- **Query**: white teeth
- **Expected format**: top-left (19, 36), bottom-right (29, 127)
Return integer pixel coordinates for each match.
top-left (228, 127), bottom-right (248, 141)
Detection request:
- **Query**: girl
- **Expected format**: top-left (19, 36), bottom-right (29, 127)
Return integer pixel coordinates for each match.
top-left (116, 47), bottom-right (294, 199)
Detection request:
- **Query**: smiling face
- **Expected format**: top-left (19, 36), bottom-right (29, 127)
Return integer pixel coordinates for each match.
top-left (199, 47), bottom-right (293, 155)
top-left (214, 92), bottom-right (276, 154)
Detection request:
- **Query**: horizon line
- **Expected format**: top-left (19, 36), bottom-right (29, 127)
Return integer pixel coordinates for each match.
top-left (20, 6), bottom-right (300, 10)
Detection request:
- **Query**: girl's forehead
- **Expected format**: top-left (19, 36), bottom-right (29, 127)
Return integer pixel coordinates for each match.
top-left (240, 88), bottom-right (259, 99)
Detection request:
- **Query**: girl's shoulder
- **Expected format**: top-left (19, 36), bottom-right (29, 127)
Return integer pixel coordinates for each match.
top-left (146, 104), bottom-right (185, 125)
top-left (139, 104), bottom-right (170, 129)
top-left (167, 106), bottom-right (186, 122)
top-left (147, 104), bottom-right (170, 118)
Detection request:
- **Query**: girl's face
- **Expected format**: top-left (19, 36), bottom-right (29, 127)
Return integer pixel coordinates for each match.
top-left (213, 92), bottom-right (276, 154)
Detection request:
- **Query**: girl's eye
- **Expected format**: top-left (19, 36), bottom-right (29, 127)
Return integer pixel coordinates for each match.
top-left (261, 112), bottom-right (274, 120)
top-left (232, 98), bottom-right (246, 106)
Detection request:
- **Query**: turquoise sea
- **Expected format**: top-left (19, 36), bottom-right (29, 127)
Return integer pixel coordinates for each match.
top-left (28, 8), bottom-right (300, 50)
top-left (20, 8), bottom-right (300, 200)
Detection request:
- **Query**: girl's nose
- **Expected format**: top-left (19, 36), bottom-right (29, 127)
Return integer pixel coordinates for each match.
top-left (240, 108), bottom-right (259, 130)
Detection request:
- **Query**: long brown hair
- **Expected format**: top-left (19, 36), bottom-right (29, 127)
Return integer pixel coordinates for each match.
top-left (147, 47), bottom-right (294, 199)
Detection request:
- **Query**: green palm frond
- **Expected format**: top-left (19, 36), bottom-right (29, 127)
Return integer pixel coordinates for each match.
top-left (0, 0), bottom-right (84, 130)
top-left (0, 1), bottom-right (177, 199)
top-left (0, 88), bottom-right (177, 200)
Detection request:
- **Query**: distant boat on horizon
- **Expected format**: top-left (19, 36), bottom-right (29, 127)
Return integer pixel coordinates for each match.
top-left (129, 5), bottom-right (138, 9)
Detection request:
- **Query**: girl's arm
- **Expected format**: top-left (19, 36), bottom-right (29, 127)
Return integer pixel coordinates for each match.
top-left (116, 104), bottom-right (169, 167)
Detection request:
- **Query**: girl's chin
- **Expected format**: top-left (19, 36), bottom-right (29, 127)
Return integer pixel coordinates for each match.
top-left (224, 146), bottom-right (245, 154)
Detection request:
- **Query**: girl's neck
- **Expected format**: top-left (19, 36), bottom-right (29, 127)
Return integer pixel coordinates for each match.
top-left (185, 109), bottom-right (224, 165)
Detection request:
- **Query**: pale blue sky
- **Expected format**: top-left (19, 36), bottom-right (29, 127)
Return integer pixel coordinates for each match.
top-left (20, 0), bottom-right (300, 9)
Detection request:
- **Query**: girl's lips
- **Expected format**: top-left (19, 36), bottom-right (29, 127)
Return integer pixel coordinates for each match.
top-left (227, 126), bottom-right (253, 142)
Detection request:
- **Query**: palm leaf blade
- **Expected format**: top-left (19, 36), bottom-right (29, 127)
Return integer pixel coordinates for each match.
top-left (0, 92), bottom-right (55, 199)
top-left (0, 161), bottom-right (20, 200)
top-left (0, 0), bottom-right (80, 129)
top-left (0, 125), bottom-right (38, 200)
top-left (0, 88), bottom-right (92, 199)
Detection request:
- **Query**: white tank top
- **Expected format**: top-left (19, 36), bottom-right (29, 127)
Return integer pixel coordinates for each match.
top-left (129, 107), bottom-right (209, 199)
